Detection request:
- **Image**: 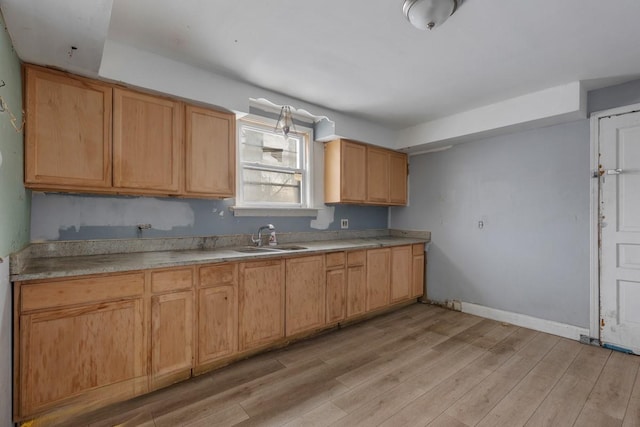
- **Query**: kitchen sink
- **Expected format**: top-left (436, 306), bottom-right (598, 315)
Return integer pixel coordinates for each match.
top-left (232, 245), bottom-right (308, 254)
top-left (272, 245), bottom-right (307, 251)
top-left (233, 247), bottom-right (279, 253)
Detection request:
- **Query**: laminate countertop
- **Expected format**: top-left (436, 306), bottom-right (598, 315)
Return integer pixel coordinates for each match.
top-left (11, 234), bottom-right (430, 282)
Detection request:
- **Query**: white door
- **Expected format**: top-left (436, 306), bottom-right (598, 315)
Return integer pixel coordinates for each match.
top-left (599, 110), bottom-right (640, 354)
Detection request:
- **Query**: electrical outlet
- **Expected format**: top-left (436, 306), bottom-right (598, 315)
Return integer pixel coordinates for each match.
top-left (340, 219), bottom-right (349, 229)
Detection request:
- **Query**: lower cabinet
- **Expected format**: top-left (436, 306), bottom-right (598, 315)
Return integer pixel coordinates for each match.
top-left (17, 273), bottom-right (147, 418)
top-left (197, 264), bottom-right (238, 369)
top-left (346, 250), bottom-right (367, 318)
top-left (14, 243), bottom-right (426, 423)
top-left (238, 260), bottom-right (285, 351)
top-left (390, 245), bottom-right (412, 303)
top-left (286, 255), bottom-right (326, 336)
top-left (150, 290), bottom-right (194, 389)
top-left (366, 248), bottom-right (391, 311)
top-left (325, 252), bottom-right (347, 324)
top-left (412, 244), bottom-right (426, 298)
top-left (150, 267), bottom-right (195, 389)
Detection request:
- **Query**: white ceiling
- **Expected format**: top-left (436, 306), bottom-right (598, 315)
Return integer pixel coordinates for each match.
top-left (3, 0), bottom-right (640, 129)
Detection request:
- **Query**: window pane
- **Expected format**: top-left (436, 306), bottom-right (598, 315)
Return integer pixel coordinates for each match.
top-left (242, 168), bottom-right (301, 204)
top-left (241, 127), bottom-right (300, 169)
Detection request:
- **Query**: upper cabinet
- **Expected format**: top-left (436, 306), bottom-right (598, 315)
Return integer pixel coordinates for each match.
top-left (366, 146), bottom-right (390, 204)
top-left (23, 65), bottom-right (236, 199)
top-left (184, 105), bottom-right (235, 198)
top-left (113, 88), bottom-right (183, 193)
top-left (389, 151), bottom-right (408, 205)
top-left (324, 139), bottom-right (367, 203)
top-left (324, 138), bottom-right (408, 206)
top-left (24, 66), bottom-right (113, 191)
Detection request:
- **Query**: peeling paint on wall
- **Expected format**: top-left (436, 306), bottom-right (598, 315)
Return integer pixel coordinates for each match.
top-left (310, 206), bottom-right (335, 230)
top-left (1, 11), bottom-right (30, 427)
top-left (31, 193), bottom-right (195, 241)
top-left (31, 193), bottom-right (389, 241)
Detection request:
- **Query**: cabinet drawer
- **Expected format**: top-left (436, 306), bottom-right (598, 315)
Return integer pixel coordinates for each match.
top-left (21, 273), bottom-right (145, 312)
top-left (151, 267), bottom-right (194, 293)
top-left (347, 250), bottom-right (366, 266)
top-left (326, 252), bottom-right (345, 268)
top-left (412, 244), bottom-right (424, 255)
top-left (200, 264), bottom-right (237, 287)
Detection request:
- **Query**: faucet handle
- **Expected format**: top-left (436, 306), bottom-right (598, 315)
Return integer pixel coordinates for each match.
top-left (268, 229), bottom-right (277, 246)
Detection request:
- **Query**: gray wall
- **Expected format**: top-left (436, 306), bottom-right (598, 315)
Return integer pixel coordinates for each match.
top-left (390, 77), bottom-right (640, 329)
top-left (31, 193), bottom-right (388, 241)
top-left (0, 10), bottom-right (30, 426)
top-left (588, 79), bottom-right (640, 114)
top-left (391, 120), bottom-right (591, 327)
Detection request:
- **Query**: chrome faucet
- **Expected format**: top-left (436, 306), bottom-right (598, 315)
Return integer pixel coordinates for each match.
top-left (251, 224), bottom-right (275, 247)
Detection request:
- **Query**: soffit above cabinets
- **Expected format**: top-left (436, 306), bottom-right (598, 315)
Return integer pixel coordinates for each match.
top-left (3, 0), bottom-right (640, 131)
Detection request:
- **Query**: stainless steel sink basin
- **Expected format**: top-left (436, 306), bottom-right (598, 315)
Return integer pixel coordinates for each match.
top-left (272, 245), bottom-right (307, 251)
top-left (232, 245), bottom-right (307, 254)
top-left (233, 247), bottom-right (279, 253)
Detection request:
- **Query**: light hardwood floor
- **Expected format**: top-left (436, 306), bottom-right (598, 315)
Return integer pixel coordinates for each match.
top-left (46, 304), bottom-right (640, 427)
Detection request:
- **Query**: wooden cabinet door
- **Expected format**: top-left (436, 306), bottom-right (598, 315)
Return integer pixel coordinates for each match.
top-left (198, 285), bottom-right (237, 365)
top-left (185, 105), bottom-right (235, 197)
top-left (285, 256), bottom-right (326, 336)
top-left (151, 290), bottom-right (194, 389)
top-left (346, 250), bottom-right (367, 318)
top-left (239, 260), bottom-right (285, 351)
top-left (367, 146), bottom-right (390, 204)
top-left (326, 268), bottom-right (346, 324)
top-left (341, 140), bottom-right (367, 202)
top-left (366, 248), bottom-right (391, 311)
top-left (326, 252), bottom-right (346, 324)
top-left (325, 138), bottom-right (407, 206)
top-left (19, 299), bottom-right (147, 415)
top-left (113, 88), bottom-right (183, 193)
top-left (347, 265), bottom-right (366, 318)
top-left (390, 245), bottom-right (412, 303)
top-left (24, 65), bottom-right (112, 190)
top-left (412, 245), bottom-right (426, 298)
top-left (389, 152), bottom-right (408, 205)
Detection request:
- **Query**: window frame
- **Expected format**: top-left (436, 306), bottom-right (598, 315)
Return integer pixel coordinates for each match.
top-left (235, 116), bottom-right (313, 211)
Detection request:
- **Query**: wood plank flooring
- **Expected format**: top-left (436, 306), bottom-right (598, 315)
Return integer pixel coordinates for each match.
top-left (46, 304), bottom-right (640, 427)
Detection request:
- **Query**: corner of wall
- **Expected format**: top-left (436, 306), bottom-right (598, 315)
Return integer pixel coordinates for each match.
top-left (0, 9), bottom-right (30, 426)
top-left (0, 12), bottom-right (30, 257)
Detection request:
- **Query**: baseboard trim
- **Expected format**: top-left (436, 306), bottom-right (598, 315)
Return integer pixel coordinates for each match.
top-left (461, 302), bottom-right (590, 341)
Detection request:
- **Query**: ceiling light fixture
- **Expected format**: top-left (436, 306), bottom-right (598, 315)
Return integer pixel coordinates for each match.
top-left (275, 105), bottom-right (296, 137)
top-left (403, 0), bottom-right (459, 30)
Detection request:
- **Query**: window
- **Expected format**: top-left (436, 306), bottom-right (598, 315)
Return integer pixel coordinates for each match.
top-left (237, 118), bottom-right (311, 209)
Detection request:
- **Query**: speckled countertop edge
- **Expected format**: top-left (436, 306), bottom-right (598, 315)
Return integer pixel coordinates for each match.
top-left (11, 229), bottom-right (430, 282)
